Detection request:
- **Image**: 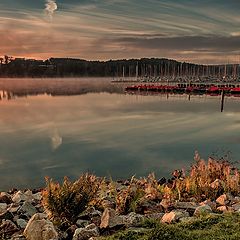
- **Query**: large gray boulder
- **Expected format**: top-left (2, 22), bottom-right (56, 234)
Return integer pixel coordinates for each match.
top-left (23, 213), bottom-right (58, 240)
top-left (123, 212), bottom-right (145, 227)
top-left (194, 204), bottom-right (212, 216)
top-left (73, 223), bottom-right (99, 240)
top-left (32, 192), bottom-right (42, 201)
top-left (174, 201), bottom-right (198, 210)
top-left (16, 219), bottom-right (28, 229)
top-left (18, 202), bottom-right (37, 218)
top-left (12, 191), bottom-right (33, 203)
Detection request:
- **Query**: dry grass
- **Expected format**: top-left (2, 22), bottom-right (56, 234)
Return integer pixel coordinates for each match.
top-left (164, 152), bottom-right (240, 201)
top-left (42, 152), bottom-right (240, 227)
top-left (42, 174), bottom-right (100, 227)
top-left (115, 174), bottom-right (162, 214)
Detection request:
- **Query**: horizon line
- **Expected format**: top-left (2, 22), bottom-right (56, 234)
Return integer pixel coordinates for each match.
top-left (1, 55), bottom-right (240, 66)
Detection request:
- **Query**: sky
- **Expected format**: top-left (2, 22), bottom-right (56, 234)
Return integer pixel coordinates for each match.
top-left (0, 0), bottom-right (240, 64)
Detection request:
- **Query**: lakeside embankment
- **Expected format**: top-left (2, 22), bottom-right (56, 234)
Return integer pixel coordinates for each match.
top-left (1, 153), bottom-right (240, 239)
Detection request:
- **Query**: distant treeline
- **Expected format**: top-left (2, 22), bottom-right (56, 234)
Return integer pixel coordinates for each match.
top-left (0, 56), bottom-right (239, 78)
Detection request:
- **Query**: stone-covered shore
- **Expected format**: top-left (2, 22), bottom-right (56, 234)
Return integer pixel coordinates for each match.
top-left (1, 186), bottom-right (240, 240)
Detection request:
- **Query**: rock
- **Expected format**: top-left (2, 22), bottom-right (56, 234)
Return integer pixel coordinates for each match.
top-left (0, 203), bottom-right (8, 213)
top-left (78, 207), bottom-right (101, 220)
top-left (73, 223), bottom-right (99, 240)
top-left (17, 219), bottom-right (28, 229)
top-left (0, 192), bottom-right (12, 204)
top-left (23, 213), bottom-right (58, 240)
top-left (76, 219), bottom-right (90, 228)
top-left (231, 203), bottom-right (240, 212)
top-left (12, 191), bottom-right (33, 203)
top-left (18, 202), bottom-right (37, 218)
top-left (145, 213), bottom-right (164, 220)
top-left (216, 194), bottom-right (228, 206)
top-left (32, 192), bottom-right (42, 201)
top-left (24, 190), bottom-right (33, 197)
top-left (139, 199), bottom-right (163, 214)
top-left (217, 206), bottom-right (230, 213)
top-left (123, 212), bottom-right (145, 227)
top-left (78, 207), bottom-right (102, 227)
top-left (194, 204), bottom-right (212, 216)
top-left (8, 204), bottom-right (20, 214)
top-left (161, 210), bottom-right (189, 223)
top-left (0, 210), bottom-right (14, 220)
top-left (160, 199), bottom-right (174, 210)
top-left (0, 220), bottom-right (19, 238)
top-left (232, 196), bottom-right (240, 204)
top-left (200, 200), bottom-right (217, 211)
top-left (34, 204), bottom-right (44, 213)
top-left (175, 201), bottom-right (198, 210)
top-left (100, 208), bottom-right (124, 229)
top-left (216, 194), bottom-right (233, 206)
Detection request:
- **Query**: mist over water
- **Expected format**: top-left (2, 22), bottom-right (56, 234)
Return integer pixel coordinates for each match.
top-left (0, 78), bottom-right (240, 190)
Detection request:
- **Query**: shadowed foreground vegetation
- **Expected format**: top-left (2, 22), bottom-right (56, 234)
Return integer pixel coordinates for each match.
top-left (41, 152), bottom-right (240, 238)
top-left (101, 213), bottom-right (240, 240)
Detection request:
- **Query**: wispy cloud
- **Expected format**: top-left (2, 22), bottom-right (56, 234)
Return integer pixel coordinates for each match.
top-left (0, 0), bottom-right (240, 63)
top-left (45, 0), bottom-right (58, 20)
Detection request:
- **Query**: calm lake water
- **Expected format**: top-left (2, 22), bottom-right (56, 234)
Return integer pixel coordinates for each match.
top-left (0, 78), bottom-right (240, 190)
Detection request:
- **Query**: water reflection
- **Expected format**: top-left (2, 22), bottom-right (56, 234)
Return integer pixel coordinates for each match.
top-left (0, 88), bottom-right (236, 113)
top-left (0, 81), bottom-right (240, 190)
top-left (0, 90), bottom-right (14, 101)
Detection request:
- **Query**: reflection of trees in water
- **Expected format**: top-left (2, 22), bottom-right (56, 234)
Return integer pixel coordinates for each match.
top-left (125, 91), bottom-right (230, 112)
top-left (0, 90), bottom-right (14, 101)
top-left (0, 81), bottom-right (126, 101)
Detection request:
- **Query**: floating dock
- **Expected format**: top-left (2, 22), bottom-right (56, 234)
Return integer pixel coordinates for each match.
top-left (125, 83), bottom-right (240, 95)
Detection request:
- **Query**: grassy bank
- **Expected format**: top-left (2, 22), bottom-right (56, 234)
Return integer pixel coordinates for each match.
top-left (101, 213), bottom-right (240, 240)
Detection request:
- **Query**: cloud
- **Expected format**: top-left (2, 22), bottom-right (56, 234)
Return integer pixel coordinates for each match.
top-left (112, 35), bottom-right (240, 53)
top-left (1, 0), bottom-right (240, 63)
top-left (45, 0), bottom-right (58, 20)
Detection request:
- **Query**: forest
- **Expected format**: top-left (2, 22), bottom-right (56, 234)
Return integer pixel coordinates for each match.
top-left (0, 56), bottom-right (239, 78)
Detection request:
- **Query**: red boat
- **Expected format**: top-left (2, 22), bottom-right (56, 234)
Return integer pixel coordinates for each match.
top-left (206, 86), bottom-right (221, 93)
top-left (230, 87), bottom-right (240, 94)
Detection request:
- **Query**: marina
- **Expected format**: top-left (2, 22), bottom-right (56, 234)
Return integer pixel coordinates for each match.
top-left (125, 82), bottom-right (240, 95)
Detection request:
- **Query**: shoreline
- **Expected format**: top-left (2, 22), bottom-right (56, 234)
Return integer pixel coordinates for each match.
top-left (1, 154), bottom-right (240, 239)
